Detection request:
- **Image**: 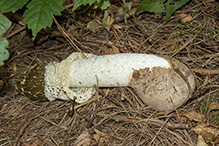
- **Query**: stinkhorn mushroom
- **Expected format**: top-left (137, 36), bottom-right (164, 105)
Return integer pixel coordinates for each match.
top-left (16, 52), bottom-right (195, 113)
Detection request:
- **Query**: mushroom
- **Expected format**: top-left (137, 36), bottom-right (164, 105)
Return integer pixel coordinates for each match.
top-left (16, 52), bottom-right (195, 113)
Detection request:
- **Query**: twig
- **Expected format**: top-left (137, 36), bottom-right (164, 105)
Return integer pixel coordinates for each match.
top-left (149, 116), bottom-right (170, 145)
top-left (39, 116), bottom-right (67, 130)
top-left (51, 14), bottom-right (87, 58)
top-left (51, 136), bottom-right (60, 146)
top-left (64, 3), bottom-right (74, 9)
top-left (73, 94), bottom-right (103, 110)
top-left (203, 52), bottom-right (219, 67)
top-left (192, 68), bottom-right (219, 75)
top-left (97, 113), bottom-right (189, 130)
top-left (121, 0), bottom-right (147, 37)
top-left (126, 87), bottom-right (144, 107)
top-left (5, 26), bottom-right (26, 39)
top-left (171, 34), bottom-right (197, 57)
top-left (13, 117), bottom-right (32, 146)
top-left (97, 89), bottom-right (123, 108)
top-left (190, 88), bottom-right (219, 105)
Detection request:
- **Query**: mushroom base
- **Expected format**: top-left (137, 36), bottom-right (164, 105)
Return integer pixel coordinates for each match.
top-left (44, 52), bottom-right (96, 103)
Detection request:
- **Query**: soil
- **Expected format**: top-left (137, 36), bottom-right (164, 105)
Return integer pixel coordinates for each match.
top-left (1, 0), bottom-right (219, 146)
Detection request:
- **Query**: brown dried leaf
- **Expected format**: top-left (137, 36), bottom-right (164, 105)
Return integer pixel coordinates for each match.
top-left (191, 124), bottom-right (219, 144)
top-left (22, 139), bottom-right (41, 146)
top-left (14, 118), bottom-right (33, 145)
top-left (105, 46), bottom-right (120, 54)
top-left (93, 133), bottom-right (101, 144)
top-left (184, 111), bottom-right (205, 122)
top-left (113, 116), bottom-right (134, 123)
top-left (91, 138), bottom-right (98, 146)
top-left (197, 135), bottom-right (208, 146)
top-left (113, 24), bottom-right (122, 30)
top-left (116, 2), bottom-right (132, 15)
top-left (12, 62), bottom-right (17, 74)
top-left (67, 24), bottom-right (79, 36)
top-left (87, 20), bottom-right (96, 33)
top-left (0, 80), bottom-right (3, 90)
top-left (74, 131), bottom-right (92, 146)
top-left (207, 102), bottom-right (219, 116)
top-left (94, 129), bottom-right (123, 141)
top-left (178, 112), bottom-right (189, 123)
top-left (105, 88), bottom-right (110, 96)
top-left (179, 14), bottom-right (192, 23)
top-left (103, 10), bottom-right (114, 31)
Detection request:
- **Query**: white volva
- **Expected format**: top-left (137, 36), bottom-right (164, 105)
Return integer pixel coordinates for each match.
top-left (70, 53), bottom-right (171, 87)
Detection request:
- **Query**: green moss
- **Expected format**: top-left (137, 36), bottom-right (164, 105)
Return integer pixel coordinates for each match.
top-left (200, 98), bottom-right (214, 114)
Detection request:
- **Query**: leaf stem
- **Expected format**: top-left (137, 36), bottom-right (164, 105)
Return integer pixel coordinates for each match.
top-left (121, 0), bottom-right (147, 37)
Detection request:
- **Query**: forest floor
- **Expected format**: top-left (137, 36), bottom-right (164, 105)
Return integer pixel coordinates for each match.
top-left (1, 0), bottom-right (219, 145)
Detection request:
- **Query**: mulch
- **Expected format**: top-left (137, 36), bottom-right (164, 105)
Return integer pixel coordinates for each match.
top-left (1, 0), bottom-right (219, 145)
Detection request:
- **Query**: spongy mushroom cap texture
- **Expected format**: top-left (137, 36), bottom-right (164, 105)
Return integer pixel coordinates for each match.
top-left (128, 57), bottom-right (195, 113)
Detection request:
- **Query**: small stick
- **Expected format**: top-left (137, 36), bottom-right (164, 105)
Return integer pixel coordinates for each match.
top-left (5, 26), bottom-right (26, 39)
top-left (149, 116), bottom-right (170, 145)
top-left (51, 14), bottom-right (86, 58)
top-left (192, 68), bottom-right (219, 75)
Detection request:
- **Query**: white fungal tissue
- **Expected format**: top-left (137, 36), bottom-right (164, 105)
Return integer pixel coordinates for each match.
top-left (42, 52), bottom-right (195, 113)
top-left (70, 53), bottom-right (171, 87)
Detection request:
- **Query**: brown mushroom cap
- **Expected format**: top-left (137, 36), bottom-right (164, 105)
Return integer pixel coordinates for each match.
top-left (128, 57), bottom-right (195, 113)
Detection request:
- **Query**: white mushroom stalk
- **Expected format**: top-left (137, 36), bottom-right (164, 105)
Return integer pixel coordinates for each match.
top-left (16, 52), bottom-right (195, 113)
top-left (70, 53), bottom-right (170, 87)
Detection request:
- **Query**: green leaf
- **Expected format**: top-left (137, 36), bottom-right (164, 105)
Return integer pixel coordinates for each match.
top-left (102, 9), bottom-right (114, 31)
top-left (73, 0), bottom-right (110, 11)
top-left (0, 38), bottom-right (9, 66)
top-left (87, 20), bottom-right (96, 32)
top-left (0, 13), bottom-right (11, 66)
top-left (0, 0), bottom-right (29, 13)
top-left (23, 0), bottom-right (63, 39)
top-left (166, 0), bottom-right (190, 21)
top-left (117, 2), bottom-right (132, 16)
top-left (94, 0), bottom-right (111, 10)
top-left (0, 13), bottom-right (11, 36)
top-left (73, 0), bottom-right (96, 11)
top-left (135, 0), bottom-right (165, 14)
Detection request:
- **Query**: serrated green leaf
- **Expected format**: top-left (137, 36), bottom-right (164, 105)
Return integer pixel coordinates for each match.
top-left (73, 0), bottom-right (96, 11)
top-left (166, 0), bottom-right (190, 21)
top-left (0, 0), bottom-right (29, 13)
top-left (135, 0), bottom-right (165, 14)
top-left (0, 13), bottom-right (11, 36)
top-left (0, 13), bottom-right (11, 66)
top-left (23, 0), bottom-right (63, 39)
top-left (0, 38), bottom-right (9, 66)
top-left (94, 0), bottom-right (111, 10)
